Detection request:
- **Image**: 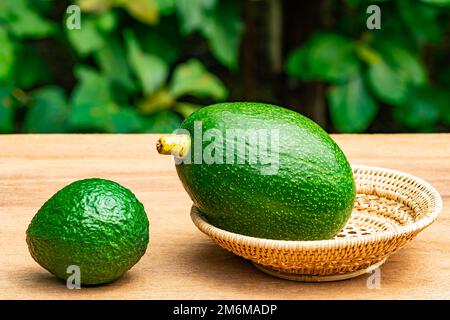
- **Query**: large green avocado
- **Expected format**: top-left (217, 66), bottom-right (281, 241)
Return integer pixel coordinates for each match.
top-left (26, 178), bottom-right (149, 285)
top-left (159, 102), bottom-right (355, 241)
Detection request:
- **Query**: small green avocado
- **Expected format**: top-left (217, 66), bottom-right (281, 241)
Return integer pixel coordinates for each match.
top-left (26, 178), bottom-right (149, 285)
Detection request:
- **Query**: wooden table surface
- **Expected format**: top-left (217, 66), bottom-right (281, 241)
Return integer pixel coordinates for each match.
top-left (0, 134), bottom-right (449, 300)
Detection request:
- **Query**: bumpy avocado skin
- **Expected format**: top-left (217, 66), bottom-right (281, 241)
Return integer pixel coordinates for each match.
top-left (176, 102), bottom-right (355, 241)
top-left (26, 179), bottom-right (149, 285)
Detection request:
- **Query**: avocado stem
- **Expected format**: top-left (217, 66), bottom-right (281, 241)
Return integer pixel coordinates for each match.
top-left (156, 134), bottom-right (191, 159)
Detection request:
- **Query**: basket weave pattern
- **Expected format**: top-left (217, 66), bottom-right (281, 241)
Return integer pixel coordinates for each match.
top-left (191, 165), bottom-right (442, 279)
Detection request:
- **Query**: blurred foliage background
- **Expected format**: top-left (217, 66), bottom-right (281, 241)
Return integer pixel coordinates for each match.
top-left (0, 0), bottom-right (449, 134)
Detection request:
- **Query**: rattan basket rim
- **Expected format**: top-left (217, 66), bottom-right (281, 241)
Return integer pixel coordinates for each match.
top-left (190, 165), bottom-right (442, 250)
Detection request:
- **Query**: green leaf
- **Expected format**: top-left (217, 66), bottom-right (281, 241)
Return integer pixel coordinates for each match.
top-left (0, 86), bottom-right (14, 133)
top-left (32, 0), bottom-right (54, 13)
top-left (367, 59), bottom-right (410, 105)
top-left (69, 66), bottom-right (114, 131)
top-left (176, 0), bottom-right (217, 34)
top-left (438, 65), bottom-right (450, 88)
top-left (377, 42), bottom-right (426, 85)
top-left (174, 0), bottom-right (242, 68)
top-left (174, 102), bottom-right (202, 118)
top-left (125, 30), bottom-right (169, 96)
top-left (95, 11), bottom-right (117, 32)
top-left (355, 43), bottom-right (382, 65)
top-left (169, 59), bottom-right (228, 100)
top-left (397, 0), bottom-right (443, 44)
top-left (15, 44), bottom-right (51, 89)
top-left (308, 33), bottom-right (360, 82)
top-left (109, 107), bottom-right (143, 133)
top-left (143, 110), bottom-right (183, 133)
top-left (119, 0), bottom-right (159, 25)
top-left (138, 19), bottom-right (182, 65)
top-left (432, 88), bottom-right (450, 126)
top-left (69, 66), bottom-right (143, 133)
top-left (440, 92), bottom-right (450, 125)
top-left (24, 87), bottom-right (70, 133)
top-left (345, 0), bottom-right (388, 5)
top-left (77, 0), bottom-right (114, 12)
top-left (394, 86), bottom-right (440, 130)
top-left (0, 27), bottom-right (14, 82)
top-left (138, 88), bottom-right (175, 114)
top-left (155, 0), bottom-right (176, 15)
top-left (367, 40), bottom-right (427, 106)
top-left (327, 75), bottom-right (378, 133)
top-left (0, 0), bottom-right (55, 38)
top-left (94, 36), bottom-right (135, 91)
top-left (201, 0), bottom-right (243, 70)
top-left (286, 33), bottom-right (360, 82)
top-left (420, 0), bottom-right (450, 6)
top-left (285, 46), bottom-right (315, 81)
top-left (78, 0), bottom-right (159, 24)
top-left (66, 18), bottom-right (104, 57)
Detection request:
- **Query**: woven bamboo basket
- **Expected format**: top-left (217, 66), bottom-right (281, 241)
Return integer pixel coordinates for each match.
top-left (190, 165), bottom-right (442, 282)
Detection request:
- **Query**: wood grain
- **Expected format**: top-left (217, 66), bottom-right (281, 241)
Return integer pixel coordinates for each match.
top-left (0, 134), bottom-right (448, 299)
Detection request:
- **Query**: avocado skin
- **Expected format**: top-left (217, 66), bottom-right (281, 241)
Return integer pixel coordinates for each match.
top-left (26, 178), bottom-right (149, 285)
top-left (177, 102), bottom-right (356, 241)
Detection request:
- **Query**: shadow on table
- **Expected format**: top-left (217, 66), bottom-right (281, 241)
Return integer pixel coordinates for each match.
top-left (181, 240), bottom-right (419, 299)
top-left (15, 266), bottom-right (135, 292)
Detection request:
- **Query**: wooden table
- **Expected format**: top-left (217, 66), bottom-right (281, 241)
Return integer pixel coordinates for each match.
top-left (0, 134), bottom-right (448, 300)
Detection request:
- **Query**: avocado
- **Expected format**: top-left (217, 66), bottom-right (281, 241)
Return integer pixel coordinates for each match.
top-left (26, 178), bottom-right (149, 285)
top-left (157, 102), bottom-right (355, 241)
